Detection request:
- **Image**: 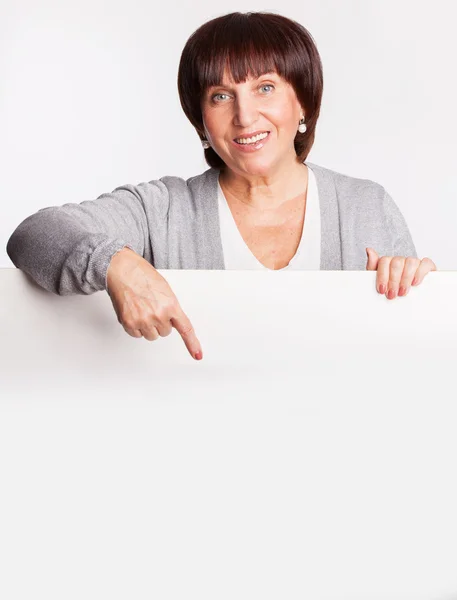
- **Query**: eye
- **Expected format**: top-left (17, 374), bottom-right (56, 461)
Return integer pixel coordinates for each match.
top-left (212, 93), bottom-right (230, 103)
top-left (260, 84), bottom-right (275, 94)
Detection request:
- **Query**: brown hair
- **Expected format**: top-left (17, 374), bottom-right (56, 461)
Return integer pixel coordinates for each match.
top-left (177, 11), bottom-right (324, 170)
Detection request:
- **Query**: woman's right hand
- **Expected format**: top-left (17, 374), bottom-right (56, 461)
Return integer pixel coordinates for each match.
top-left (106, 248), bottom-right (203, 360)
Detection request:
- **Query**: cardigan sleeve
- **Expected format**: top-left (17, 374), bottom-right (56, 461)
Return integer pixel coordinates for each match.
top-left (6, 180), bottom-right (169, 296)
top-left (381, 188), bottom-right (418, 258)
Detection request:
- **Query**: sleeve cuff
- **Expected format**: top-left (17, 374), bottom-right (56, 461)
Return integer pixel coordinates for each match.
top-left (84, 239), bottom-right (136, 292)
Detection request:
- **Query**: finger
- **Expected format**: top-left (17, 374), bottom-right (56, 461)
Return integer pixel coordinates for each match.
top-left (124, 325), bottom-right (143, 338)
top-left (134, 306), bottom-right (161, 341)
top-left (398, 257), bottom-right (420, 296)
top-left (376, 256), bottom-right (391, 294)
top-left (121, 305), bottom-right (144, 338)
top-left (139, 323), bottom-right (160, 342)
top-left (365, 247), bottom-right (379, 271)
top-left (386, 256), bottom-right (406, 299)
top-left (171, 306), bottom-right (203, 360)
top-left (154, 320), bottom-right (173, 338)
top-left (411, 257), bottom-right (438, 286)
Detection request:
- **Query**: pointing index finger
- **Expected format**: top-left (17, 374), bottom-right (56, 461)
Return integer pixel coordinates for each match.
top-left (171, 307), bottom-right (203, 360)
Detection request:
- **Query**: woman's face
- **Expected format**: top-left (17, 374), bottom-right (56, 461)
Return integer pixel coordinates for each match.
top-left (201, 70), bottom-right (304, 177)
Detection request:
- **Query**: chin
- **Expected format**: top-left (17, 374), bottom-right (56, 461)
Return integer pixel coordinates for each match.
top-left (238, 156), bottom-right (279, 176)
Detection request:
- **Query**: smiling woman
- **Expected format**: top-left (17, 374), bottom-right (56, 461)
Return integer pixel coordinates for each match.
top-left (200, 72), bottom-right (299, 171)
top-left (6, 11), bottom-right (436, 360)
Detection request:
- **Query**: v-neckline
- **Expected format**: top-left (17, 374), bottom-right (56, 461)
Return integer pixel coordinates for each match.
top-left (217, 167), bottom-right (309, 271)
top-left (204, 161), bottom-right (343, 271)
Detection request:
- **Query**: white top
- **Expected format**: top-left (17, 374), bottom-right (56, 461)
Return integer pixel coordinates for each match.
top-left (217, 164), bottom-right (321, 270)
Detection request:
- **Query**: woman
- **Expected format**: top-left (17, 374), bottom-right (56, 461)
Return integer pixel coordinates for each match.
top-left (6, 12), bottom-right (436, 361)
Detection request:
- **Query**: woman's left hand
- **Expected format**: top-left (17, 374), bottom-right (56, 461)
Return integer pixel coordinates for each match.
top-left (366, 248), bottom-right (437, 300)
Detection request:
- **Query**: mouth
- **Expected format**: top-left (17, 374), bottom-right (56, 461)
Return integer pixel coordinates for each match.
top-left (231, 131), bottom-right (271, 154)
top-left (233, 131), bottom-right (270, 145)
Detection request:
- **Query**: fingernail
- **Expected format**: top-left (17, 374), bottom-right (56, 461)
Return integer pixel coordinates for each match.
top-left (412, 277), bottom-right (418, 286)
top-left (194, 350), bottom-right (203, 360)
top-left (379, 283), bottom-right (386, 294)
top-left (387, 289), bottom-right (396, 299)
top-left (399, 286), bottom-right (406, 296)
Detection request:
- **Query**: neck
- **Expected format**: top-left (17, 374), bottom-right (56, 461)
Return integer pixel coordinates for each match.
top-left (219, 157), bottom-right (308, 211)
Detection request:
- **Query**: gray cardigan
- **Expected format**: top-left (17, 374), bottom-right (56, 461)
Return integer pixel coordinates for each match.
top-left (6, 161), bottom-right (417, 295)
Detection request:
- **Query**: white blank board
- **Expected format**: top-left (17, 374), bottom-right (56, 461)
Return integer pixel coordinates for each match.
top-left (1, 268), bottom-right (457, 600)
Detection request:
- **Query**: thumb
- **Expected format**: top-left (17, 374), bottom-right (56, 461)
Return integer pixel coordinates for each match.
top-left (366, 247), bottom-right (379, 271)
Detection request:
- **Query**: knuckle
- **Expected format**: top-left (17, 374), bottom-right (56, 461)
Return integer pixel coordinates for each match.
top-left (159, 329), bottom-right (172, 338)
top-left (180, 323), bottom-right (194, 336)
top-left (167, 299), bottom-right (180, 314)
top-left (137, 313), bottom-right (152, 328)
top-left (144, 331), bottom-right (159, 341)
top-left (123, 318), bottom-right (137, 331)
top-left (391, 256), bottom-right (405, 269)
top-left (139, 308), bottom-right (161, 328)
top-left (153, 307), bottom-right (169, 324)
top-left (125, 328), bottom-right (141, 338)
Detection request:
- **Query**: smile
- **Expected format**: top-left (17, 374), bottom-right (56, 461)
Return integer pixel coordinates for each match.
top-left (231, 131), bottom-right (271, 153)
top-left (234, 131), bottom-right (270, 144)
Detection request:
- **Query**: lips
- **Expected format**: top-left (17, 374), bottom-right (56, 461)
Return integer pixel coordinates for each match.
top-left (230, 131), bottom-right (271, 153)
top-left (233, 130), bottom-right (270, 141)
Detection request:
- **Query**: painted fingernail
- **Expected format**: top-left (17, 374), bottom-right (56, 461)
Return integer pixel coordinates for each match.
top-left (194, 350), bottom-right (203, 360)
top-left (379, 283), bottom-right (386, 294)
top-left (399, 286), bottom-right (406, 296)
top-left (387, 289), bottom-right (396, 299)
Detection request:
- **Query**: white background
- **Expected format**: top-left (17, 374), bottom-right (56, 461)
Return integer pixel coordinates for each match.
top-left (1, 0), bottom-right (456, 269)
top-left (1, 269), bottom-right (457, 599)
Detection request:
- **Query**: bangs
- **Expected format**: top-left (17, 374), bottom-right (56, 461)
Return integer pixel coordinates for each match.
top-left (194, 14), bottom-right (301, 92)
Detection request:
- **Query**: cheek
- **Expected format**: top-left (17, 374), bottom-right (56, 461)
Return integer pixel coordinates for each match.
top-left (202, 111), bottom-right (225, 141)
top-left (267, 103), bottom-right (299, 133)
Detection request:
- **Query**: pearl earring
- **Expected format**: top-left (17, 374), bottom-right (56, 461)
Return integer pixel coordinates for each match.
top-left (201, 139), bottom-right (210, 149)
top-left (298, 116), bottom-right (307, 134)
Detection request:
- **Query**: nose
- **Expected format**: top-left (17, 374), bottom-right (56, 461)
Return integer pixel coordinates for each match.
top-left (233, 92), bottom-right (260, 129)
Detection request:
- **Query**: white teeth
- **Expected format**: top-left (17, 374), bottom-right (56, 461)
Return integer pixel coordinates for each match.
top-left (235, 132), bottom-right (269, 144)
